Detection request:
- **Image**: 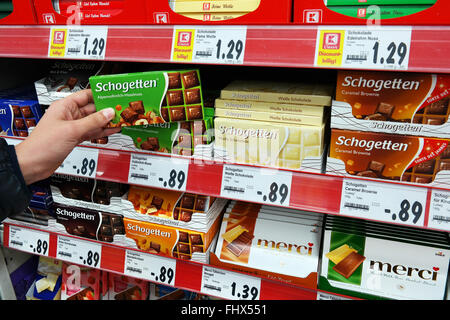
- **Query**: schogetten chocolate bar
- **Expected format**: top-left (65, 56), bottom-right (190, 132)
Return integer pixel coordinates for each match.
top-left (333, 71), bottom-right (450, 138)
top-left (329, 128), bottom-right (450, 185)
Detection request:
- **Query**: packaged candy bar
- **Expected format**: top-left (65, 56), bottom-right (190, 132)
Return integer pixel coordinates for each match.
top-left (106, 273), bottom-right (148, 300)
top-left (327, 5), bottom-right (432, 19)
top-left (123, 185), bottom-right (228, 232)
top-left (328, 128), bottom-right (450, 185)
top-left (214, 117), bottom-right (325, 171)
top-left (320, 216), bottom-right (450, 300)
top-left (50, 175), bottom-right (128, 216)
top-left (123, 213), bottom-right (222, 263)
top-left (169, 0), bottom-right (260, 13)
top-left (121, 116), bottom-right (214, 157)
top-left (61, 263), bottom-right (103, 300)
top-left (53, 203), bottom-right (125, 243)
top-left (333, 71), bottom-right (450, 138)
top-left (211, 206), bottom-right (323, 289)
top-left (90, 69), bottom-right (206, 127)
top-left (0, 98), bottom-right (43, 138)
top-left (34, 61), bottom-right (106, 105)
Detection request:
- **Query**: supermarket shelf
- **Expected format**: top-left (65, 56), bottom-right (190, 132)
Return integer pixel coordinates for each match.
top-left (1, 221), bottom-right (357, 300)
top-left (0, 25), bottom-right (449, 72)
top-left (5, 135), bottom-right (450, 233)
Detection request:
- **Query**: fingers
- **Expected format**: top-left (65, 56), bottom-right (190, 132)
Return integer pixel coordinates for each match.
top-left (65, 89), bottom-right (94, 108)
top-left (74, 108), bottom-right (116, 138)
top-left (79, 103), bottom-right (96, 117)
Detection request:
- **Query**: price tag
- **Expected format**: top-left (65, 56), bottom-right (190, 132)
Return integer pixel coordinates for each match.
top-left (171, 26), bottom-right (247, 64)
top-left (56, 236), bottom-right (102, 268)
top-left (220, 165), bottom-right (292, 207)
top-left (48, 26), bottom-right (108, 60)
top-left (55, 147), bottom-right (99, 178)
top-left (201, 266), bottom-right (260, 300)
top-left (128, 153), bottom-right (189, 191)
top-left (428, 189), bottom-right (450, 231)
top-left (8, 226), bottom-right (50, 256)
top-left (124, 250), bottom-right (176, 286)
top-left (340, 179), bottom-right (427, 227)
top-left (315, 26), bottom-right (411, 70)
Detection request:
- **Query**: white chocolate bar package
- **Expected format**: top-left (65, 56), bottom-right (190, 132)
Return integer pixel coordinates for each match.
top-left (211, 202), bottom-right (323, 289)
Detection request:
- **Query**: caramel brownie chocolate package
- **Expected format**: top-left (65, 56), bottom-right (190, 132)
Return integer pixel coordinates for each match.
top-left (120, 114), bottom-right (214, 157)
top-left (122, 185), bottom-right (228, 232)
top-left (90, 69), bottom-right (205, 127)
top-left (211, 202), bottom-right (323, 289)
top-left (320, 217), bottom-right (450, 300)
top-left (328, 128), bottom-right (450, 187)
top-left (333, 71), bottom-right (450, 138)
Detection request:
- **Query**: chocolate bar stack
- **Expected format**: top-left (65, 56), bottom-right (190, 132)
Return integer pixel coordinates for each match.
top-left (320, 215), bottom-right (450, 300)
top-left (214, 80), bottom-right (333, 171)
top-left (329, 70), bottom-right (450, 185)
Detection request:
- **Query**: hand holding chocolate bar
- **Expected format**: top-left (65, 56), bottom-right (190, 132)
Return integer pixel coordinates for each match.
top-left (15, 89), bottom-right (120, 185)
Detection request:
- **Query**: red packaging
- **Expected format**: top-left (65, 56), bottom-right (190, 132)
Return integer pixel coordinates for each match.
top-left (293, 0), bottom-right (450, 25)
top-left (61, 263), bottom-right (104, 300)
top-left (0, 0), bottom-right (36, 25)
top-left (106, 273), bottom-right (149, 300)
top-left (148, 0), bottom-right (292, 25)
top-left (33, 0), bottom-right (148, 24)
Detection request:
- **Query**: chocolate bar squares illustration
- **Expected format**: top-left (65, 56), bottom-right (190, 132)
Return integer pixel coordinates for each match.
top-left (402, 145), bottom-right (450, 184)
top-left (363, 98), bottom-right (450, 125)
top-left (172, 231), bottom-right (205, 260)
top-left (161, 71), bottom-right (203, 122)
top-left (326, 244), bottom-right (366, 279)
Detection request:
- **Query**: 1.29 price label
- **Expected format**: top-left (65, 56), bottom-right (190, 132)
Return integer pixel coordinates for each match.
top-left (172, 26), bottom-right (247, 65)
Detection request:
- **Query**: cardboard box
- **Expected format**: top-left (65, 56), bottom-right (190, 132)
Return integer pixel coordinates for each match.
top-left (122, 185), bottom-right (228, 232)
top-left (211, 203), bottom-right (323, 289)
top-left (33, 0), bottom-right (148, 24)
top-left (90, 69), bottom-right (206, 127)
top-left (149, 0), bottom-right (292, 24)
top-left (333, 71), bottom-right (450, 138)
top-left (320, 216), bottom-right (450, 300)
top-left (0, 0), bottom-right (36, 25)
top-left (294, 0), bottom-right (450, 25)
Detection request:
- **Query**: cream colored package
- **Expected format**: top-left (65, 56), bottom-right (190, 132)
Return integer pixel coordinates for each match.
top-left (215, 98), bottom-right (325, 116)
top-left (220, 80), bottom-right (334, 106)
top-left (169, 0), bottom-right (260, 12)
top-left (215, 107), bottom-right (325, 126)
top-left (214, 117), bottom-right (325, 170)
top-left (181, 12), bottom-right (249, 21)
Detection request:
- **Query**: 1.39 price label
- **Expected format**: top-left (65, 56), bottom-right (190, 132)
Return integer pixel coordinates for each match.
top-left (201, 266), bottom-right (261, 300)
top-left (340, 179), bottom-right (427, 227)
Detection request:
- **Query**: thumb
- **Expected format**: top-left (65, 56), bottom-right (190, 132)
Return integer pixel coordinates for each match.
top-left (76, 108), bottom-right (116, 133)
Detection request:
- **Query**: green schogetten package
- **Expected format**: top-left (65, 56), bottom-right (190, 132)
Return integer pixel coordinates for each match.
top-left (90, 69), bottom-right (206, 127)
top-left (327, 5), bottom-right (432, 19)
top-left (121, 108), bottom-right (214, 156)
top-left (325, 0), bottom-right (436, 5)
